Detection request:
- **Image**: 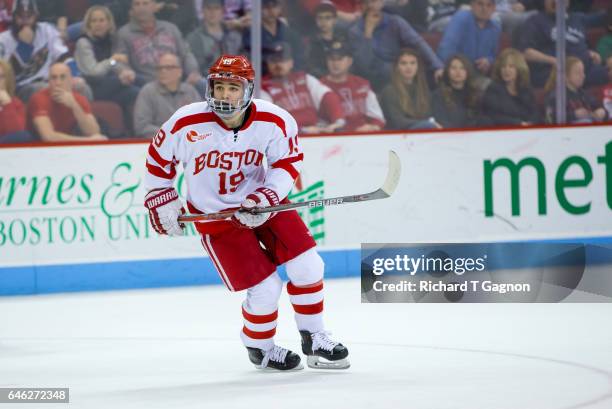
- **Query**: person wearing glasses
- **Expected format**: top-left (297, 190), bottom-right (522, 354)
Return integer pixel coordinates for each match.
top-left (133, 52), bottom-right (200, 138)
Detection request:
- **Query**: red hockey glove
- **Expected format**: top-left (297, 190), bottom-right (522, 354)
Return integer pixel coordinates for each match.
top-left (232, 187), bottom-right (279, 229)
top-left (144, 188), bottom-right (186, 236)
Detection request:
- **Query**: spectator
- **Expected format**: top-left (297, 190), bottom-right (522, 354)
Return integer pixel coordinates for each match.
top-left (0, 0), bottom-right (69, 101)
top-left (305, 1), bottom-right (349, 78)
top-left (187, 0), bottom-right (242, 75)
top-left (380, 48), bottom-right (441, 130)
top-left (544, 56), bottom-right (608, 124)
top-left (349, 0), bottom-right (443, 91)
top-left (133, 53), bottom-right (200, 138)
top-left (0, 0), bottom-right (12, 32)
top-left (518, 0), bottom-right (608, 87)
top-left (0, 58), bottom-right (34, 143)
top-left (319, 40), bottom-right (385, 132)
top-left (431, 53), bottom-right (483, 128)
top-left (596, 10), bottom-right (612, 63)
top-left (75, 6), bottom-right (139, 118)
top-left (219, 0), bottom-right (251, 31)
top-left (482, 48), bottom-right (538, 125)
top-left (243, 0), bottom-right (305, 70)
top-left (261, 42), bottom-right (345, 134)
top-left (383, 0), bottom-right (429, 33)
top-left (28, 62), bottom-right (107, 142)
top-left (600, 55), bottom-right (611, 118)
top-left (437, 0), bottom-right (501, 76)
top-left (116, 0), bottom-right (201, 87)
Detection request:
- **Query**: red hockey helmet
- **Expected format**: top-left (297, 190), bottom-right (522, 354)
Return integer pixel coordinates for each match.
top-left (206, 55), bottom-right (255, 118)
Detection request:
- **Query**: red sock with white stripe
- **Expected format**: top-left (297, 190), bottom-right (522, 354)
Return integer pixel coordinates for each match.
top-left (287, 280), bottom-right (324, 333)
top-left (240, 303), bottom-right (277, 351)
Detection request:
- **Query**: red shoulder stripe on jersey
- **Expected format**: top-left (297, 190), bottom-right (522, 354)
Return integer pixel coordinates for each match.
top-left (148, 144), bottom-right (171, 167)
top-left (242, 307), bottom-right (278, 324)
top-left (146, 161), bottom-right (176, 179)
top-left (170, 112), bottom-right (221, 134)
top-left (242, 326), bottom-right (276, 340)
top-left (292, 300), bottom-right (324, 315)
top-left (270, 154), bottom-right (303, 180)
top-left (271, 162), bottom-right (299, 180)
top-left (287, 280), bottom-right (323, 296)
top-left (254, 111), bottom-right (287, 138)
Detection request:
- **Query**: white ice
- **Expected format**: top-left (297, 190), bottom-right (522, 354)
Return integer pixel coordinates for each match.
top-left (1, 277), bottom-right (612, 409)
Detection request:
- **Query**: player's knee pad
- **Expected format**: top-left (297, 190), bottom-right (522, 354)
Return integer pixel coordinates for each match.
top-left (285, 248), bottom-right (324, 286)
top-left (245, 272), bottom-right (282, 313)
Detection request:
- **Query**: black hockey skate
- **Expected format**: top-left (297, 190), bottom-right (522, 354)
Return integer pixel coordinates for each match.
top-left (246, 345), bottom-right (303, 371)
top-left (300, 330), bottom-right (350, 369)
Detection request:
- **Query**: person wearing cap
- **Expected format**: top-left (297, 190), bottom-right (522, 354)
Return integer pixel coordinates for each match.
top-left (243, 0), bottom-right (305, 70)
top-left (0, 0), bottom-right (70, 101)
top-left (187, 0), bottom-right (243, 74)
top-left (262, 41), bottom-right (345, 134)
top-left (305, 0), bottom-right (349, 78)
top-left (320, 40), bottom-right (385, 132)
top-left (116, 0), bottom-right (201, 87)
top-left (348, 0), bottom-right (443, 91)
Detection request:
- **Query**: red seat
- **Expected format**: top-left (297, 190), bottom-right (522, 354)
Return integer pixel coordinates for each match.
top-left (91, 101), bottom-right (126, 138)
top-left (586, 27), bottom-right (606, 49)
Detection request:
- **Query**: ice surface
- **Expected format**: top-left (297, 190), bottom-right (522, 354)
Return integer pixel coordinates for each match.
top-left (1, 277), bottom-right (612, 409)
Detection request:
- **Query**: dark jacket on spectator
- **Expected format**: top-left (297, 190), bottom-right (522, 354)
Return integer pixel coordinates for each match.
top-left (517, 11), bottom-right (608, 87)
top-left (545, 87), bottom-right (608, 123)
top-left (482, 81), bottom-right (539, 125)
top-left (431, 86), bottom-right (482, 128)
top-left (305, 28), bottom-right (349, 78)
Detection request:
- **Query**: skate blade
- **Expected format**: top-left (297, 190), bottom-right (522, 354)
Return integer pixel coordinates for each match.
top-left (306, 356), bottom-right (350, 370)
top-left (254, 362), bottom-right (304, 372)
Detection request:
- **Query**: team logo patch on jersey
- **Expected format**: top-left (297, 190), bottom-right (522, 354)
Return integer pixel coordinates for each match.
top-left (186, 130), bottom-right (212, 142)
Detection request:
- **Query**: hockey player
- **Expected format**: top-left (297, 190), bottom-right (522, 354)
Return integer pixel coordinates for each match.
top-left (144, 54), bottom-right (349, 371)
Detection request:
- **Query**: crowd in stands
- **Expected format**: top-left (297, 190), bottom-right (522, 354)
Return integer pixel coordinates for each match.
top-left (0, 0), bottom-right (610, 144)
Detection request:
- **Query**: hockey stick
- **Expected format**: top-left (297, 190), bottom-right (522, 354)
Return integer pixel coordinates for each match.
top-left (178, 150), bottom-right (401, 223)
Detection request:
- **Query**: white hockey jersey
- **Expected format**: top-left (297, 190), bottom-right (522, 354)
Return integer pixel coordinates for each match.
top-left (0, 22), bottom-right (68, 87)
top-left (144, 99), bottom-right (302, 234)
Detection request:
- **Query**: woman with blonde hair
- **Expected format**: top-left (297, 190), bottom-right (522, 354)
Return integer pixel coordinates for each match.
top-left (544, 56), bottom-right (608, 124)
top-left (74, 5), bottom-right (139, 125)
top-left (0, 59), bottom-right (34, 143)
top-left (380, 48), bottom-right (440, 130)
top-left (482, 48), bottom-right (538, 126)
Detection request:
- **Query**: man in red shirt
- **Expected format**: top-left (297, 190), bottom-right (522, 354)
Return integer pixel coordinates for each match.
top-left (29, 62), bottom-right (107, 142)
top-left (320, 40), bottom-right (385, 132)
top-left (261, 42), bottom-right (345, 134)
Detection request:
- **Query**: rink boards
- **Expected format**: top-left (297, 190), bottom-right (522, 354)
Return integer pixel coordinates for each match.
top-left (1, 125), bottom-right (611, 295)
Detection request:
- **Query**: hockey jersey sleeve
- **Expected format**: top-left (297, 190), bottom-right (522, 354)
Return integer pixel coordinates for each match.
top-left (262, 113), bottom-right (303, 202)
top-left (144, 114), bottom-right (181, 192)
